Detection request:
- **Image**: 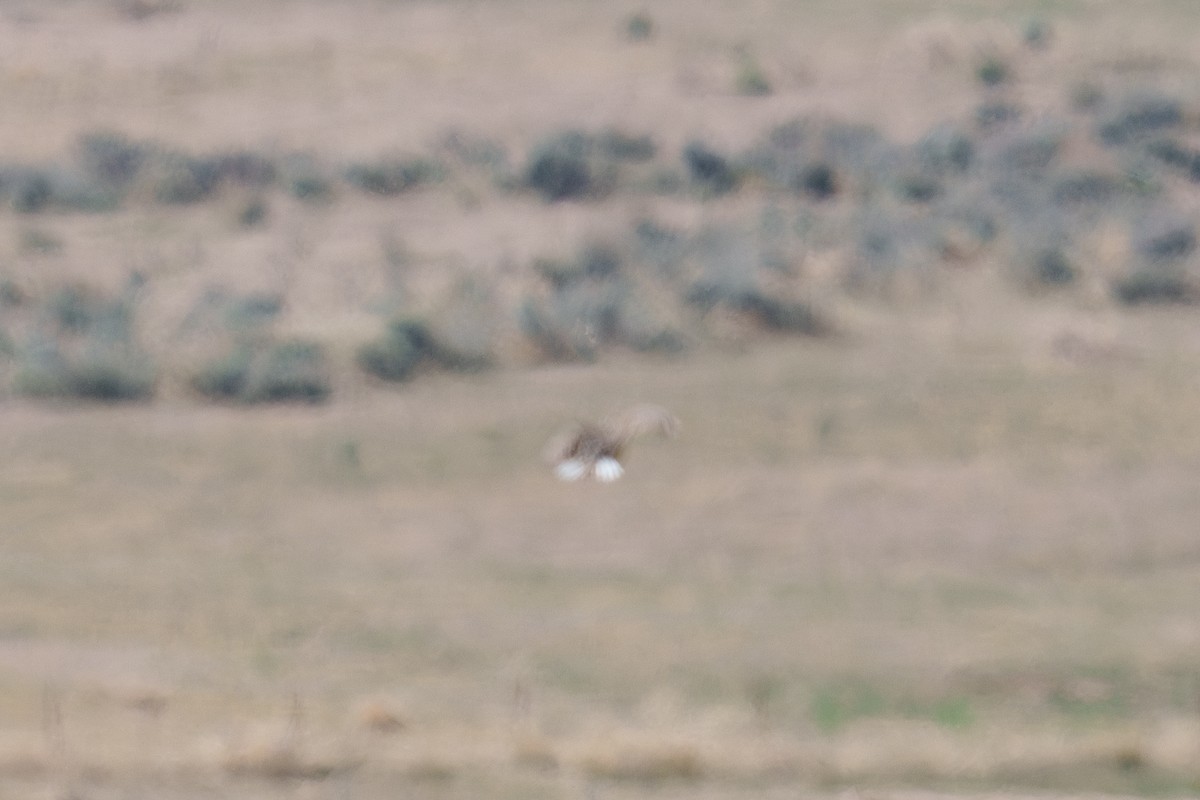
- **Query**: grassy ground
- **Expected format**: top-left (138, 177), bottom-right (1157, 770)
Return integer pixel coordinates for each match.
top-left (4, 292), bottom-right (1200, 798)
top-left (3, 1), bottom-right (1200, 798)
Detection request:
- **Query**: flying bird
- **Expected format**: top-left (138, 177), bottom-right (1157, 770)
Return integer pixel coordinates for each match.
top-left (544, 404), bottom-right (680, 482)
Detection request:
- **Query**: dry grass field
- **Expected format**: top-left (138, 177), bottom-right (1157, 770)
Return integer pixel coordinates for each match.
top-left (3, 1), bottom-right (1200, 799)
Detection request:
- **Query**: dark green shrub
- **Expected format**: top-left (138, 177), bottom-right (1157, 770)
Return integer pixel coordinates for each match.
top-left (1098, 91), bottom-right (1183, 146)
top-left (14, 282), bottom-right (155, 403)
top-left (985, 125), bottom-right (1063, 175)
top-left (820, 122), bottom-right (886, 174)
top-left (794, 163), bottom-right (838, 200)
top-left (625, 12), bottom-right (654, 41)
top-left (917, 124), bottom-right (974, 174)
top-left (235, 196), bottom-right (270, 228)
top-left (735, 291), bottom-right (829, 335)
top-left (1146, 138), bottom-right (1200, 182)
top-left (10, 169), bottom-right (52, 213)
top-left (46, 285), bottom-right (101, 334)
top-left (1050, 170), bottom-right (1128, 205)
top-left (735, 53), bottom-right (772, 96)
top-left (633, 219), bottom-right (688, 278)
top-left (1070, 81), bottom-right (1104, 112)
top-left (535, 242), bottom-right (622, 289)
top-left (975, 101), bottom-right (1022, 130)
top-left (1022, 18), bottom-right (1052, 50)
top-left (345, 157), bottom-right (440, 196)
top-left (213, 151), bottom-right (277, 187)
top-left (280, 154), bottom-right (334, 203)
top-left (242, 340), bottom-right (331, 403)
top-left (77, 130), bottom-right (148, 188)
top-left (976, 57), bottom-right (1011, 87)
top-left (356, 318), bottom-right (432, 382)
top-left (578, 243), bottom-right (622, 280)
top-left (526, 131), bottom-right (594, 201)
top-left (18, 227), bottom-right (63, 255)
top-left (596, 129), bottom-right (657, 162)
top-left (683, 141), bottom-right (738, 195)
top-left (15, 342), bottom-right (155, 402)
top-left (1132, 213), bottom-right (1195, 263)
top-left (1113, 267), bottom-right (1195, 305)
top-left (191, 345), bottom-right (254, 399)
top-left (193, 338), bottom-right (331, 403)
top-left (1031, 247), bottom-right (1076, 287)
top-left (42, 169), bottom-right (120, 213)
top-left (842, 208), bottom-right (938, 297)
top-left (152, 154), bottom-right (220, 204)
top-left (894, 171), bottom-right (941, 203)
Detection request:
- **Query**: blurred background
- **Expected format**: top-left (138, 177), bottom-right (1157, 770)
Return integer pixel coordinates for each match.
top-left (2, 1), bottom-right (1200, 798)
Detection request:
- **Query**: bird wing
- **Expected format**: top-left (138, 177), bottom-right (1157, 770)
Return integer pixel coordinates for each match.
top-left (603, 404), bottom-right (680, 445)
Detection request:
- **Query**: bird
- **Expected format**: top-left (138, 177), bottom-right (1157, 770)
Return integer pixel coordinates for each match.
top-left (543, 404), bottom-right (679, 482)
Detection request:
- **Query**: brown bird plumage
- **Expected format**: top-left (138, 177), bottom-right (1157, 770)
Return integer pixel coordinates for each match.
top-left (544, 404), bottom-right (680, 482)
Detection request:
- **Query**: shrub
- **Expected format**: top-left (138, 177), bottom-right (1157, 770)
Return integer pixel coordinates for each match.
top-left (19, 227), bottom-right (62, 255)
top-left (916, 124), bottom-right (974, 174)
top-left (235, 196), bottom-right (270, 228)
top-left (191, 345), bottom-right (253, 399)
top-left (1113, 266), bottom-right (1195, 305)
top-left (356, 318), bottom-right (432, 382)
top-left (625, 12), bottom-right (654, 41)
top-left (1097, 90), bottom-right (1183, 146)
top-left (242, 340), bottom-right (331, 403)
top-left (975, 101), bottom-right (1022, 131)
top-left (9, 169), bottom-right (52, 213)
top-left (683, 141), bottom-right (738, 195)
top-left (15, 340), bottom-right (155, 401)
top-left (633, 219), bottom-right (688, 278)
top-left (437, 130), bottom-right (511, 179)
top-left (734, 52), bottom-right (772, 96)
top-left (517, 288), bottom-right (615, 363)
top-left (794, 163), bottom-right (838, 200)
top-left (151, 153), bottom-right (221, 204)
top-left (77, 130), bottom-right (148, 188)
top-left (1145, 138), bottom-right (1200, 182)
top-left (46, 285), bottom-right (102, 334)
top-left (894, 170), bottom-right (942, 203)
top-left (976, 56), bottom-right (1011, 87)
top-left (1022, 18), bottom-right (1052, 50)
top-left (345, 157), bottom-right (440, 196)
top-left (687, 226), bottom-right (759, 306)
top-left (1132, 211), bottom-right (1195, 263)
top-left (735, 291), bottom-right (829, 335)
top-left (1030, 246), bottom-right (1076, 287)
top-left (984, 124), bottom-right (1063, 176)
top-left (842, 208), bottom-right (938, 297)
top-left (43, 169), bottom-right (120, 212)
top-left (1050, 169), bottom-right (1128, 205)
top-left (1070, 81), bottom-right (1104, 112)
top-left (225, 293), bottom-right (284, 332)
top-left (280, 154), bottom-right (334, 203)
top-left (820, 121), bottom-right (886, 175)
top-left (519, 240), bottom-right (637, 362)
top-left (14, 283), bottom-right (155, 402)
top-left (193, 338), bottom-right (331, 403)
top-left (212, 151), bottom-right (277, 187)
top-left (525, 131), bottom-right (595, 201)
top-left (596, 129), bottom-right (657, 162)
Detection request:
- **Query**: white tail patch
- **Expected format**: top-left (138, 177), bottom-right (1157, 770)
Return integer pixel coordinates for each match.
top-left (594, 457), bottom-right (624, 482)
top-left (554, 459), bottom-right (588, 482)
